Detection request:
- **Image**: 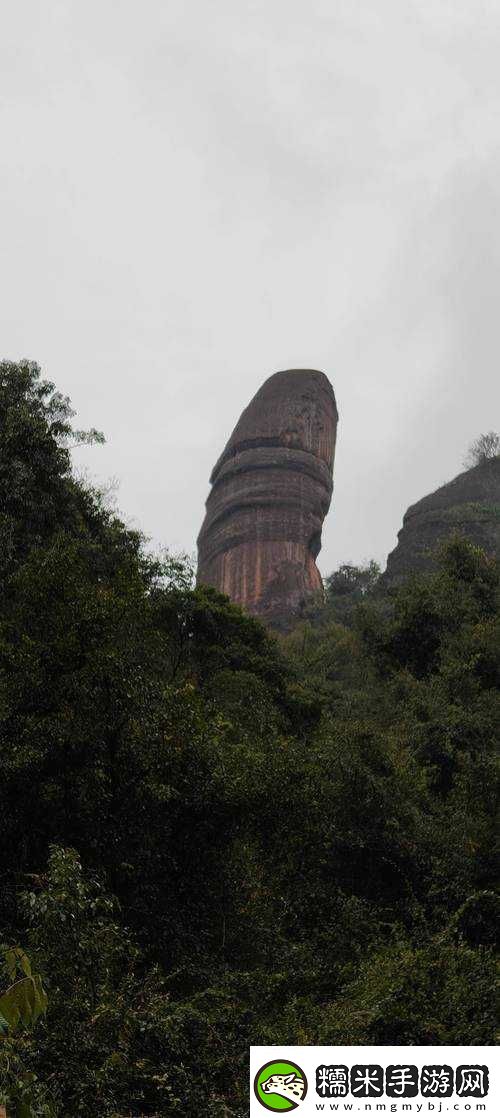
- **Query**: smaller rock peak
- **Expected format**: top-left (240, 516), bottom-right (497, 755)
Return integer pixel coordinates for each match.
top-left (384, 456), bottom-right (500, 585)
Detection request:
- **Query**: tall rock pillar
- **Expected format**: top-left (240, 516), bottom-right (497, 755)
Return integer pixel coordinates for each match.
top-left (197, 368), bottom-right (338, 625)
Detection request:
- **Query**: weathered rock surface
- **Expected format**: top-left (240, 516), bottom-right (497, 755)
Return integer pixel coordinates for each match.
top-left (197, 369), bottom-right (338, 625)
top-left (384, 457), bottom-right (500, 585)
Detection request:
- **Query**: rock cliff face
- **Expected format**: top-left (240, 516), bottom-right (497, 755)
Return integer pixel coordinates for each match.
top-left (384, 457), bottom-right (500, 584)
top-left (197, 369), bottom-right (338, 625)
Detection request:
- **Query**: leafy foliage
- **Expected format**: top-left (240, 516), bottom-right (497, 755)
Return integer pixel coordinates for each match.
top-left (0, 948), bottom-right (48, 1115)
top-left (0, 362), bottom-right (497, 1114)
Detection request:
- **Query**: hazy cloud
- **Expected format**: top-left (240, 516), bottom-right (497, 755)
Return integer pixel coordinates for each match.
top-left (1, 0), bottom-right (499, 571)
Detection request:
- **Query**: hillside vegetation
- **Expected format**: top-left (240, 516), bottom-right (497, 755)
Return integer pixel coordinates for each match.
top-left (0, 362), bottom-right (498, 1116)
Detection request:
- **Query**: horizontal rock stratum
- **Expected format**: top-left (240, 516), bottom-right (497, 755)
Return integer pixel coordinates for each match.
top-left (197, 369), bottom-right (338, 625)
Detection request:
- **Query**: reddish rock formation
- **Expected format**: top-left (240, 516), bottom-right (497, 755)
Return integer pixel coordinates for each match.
top-left (197, 369), bottom-right (338, 625)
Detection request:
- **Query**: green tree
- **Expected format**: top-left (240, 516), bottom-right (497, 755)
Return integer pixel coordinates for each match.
top-left (463, 430), bottom-right (499, 468)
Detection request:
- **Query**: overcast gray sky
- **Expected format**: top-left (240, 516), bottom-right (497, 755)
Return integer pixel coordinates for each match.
top-left (2, 1), bottom-right (499, 574)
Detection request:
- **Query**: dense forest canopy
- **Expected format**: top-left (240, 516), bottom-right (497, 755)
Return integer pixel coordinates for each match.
top-left (0, 362), bottom-right (498, 1116)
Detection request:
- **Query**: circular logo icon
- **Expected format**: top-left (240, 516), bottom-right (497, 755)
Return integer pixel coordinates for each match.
top-left (254, 1060), bottom-right (308, 1111)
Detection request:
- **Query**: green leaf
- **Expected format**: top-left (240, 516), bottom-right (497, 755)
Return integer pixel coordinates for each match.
top-left (4, 946), bottom-right (32, 979)
top-left (0, 974), bottom-right (48, 1033)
